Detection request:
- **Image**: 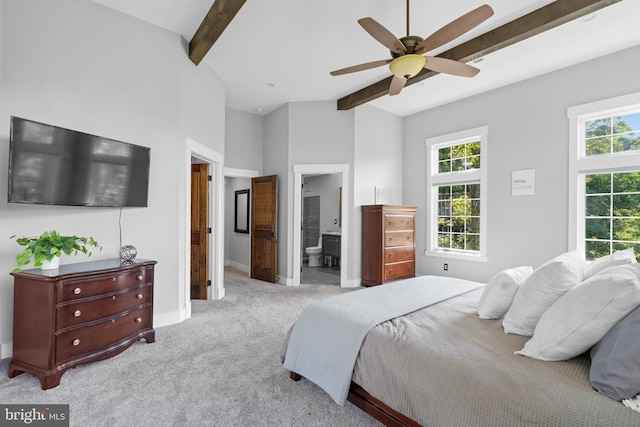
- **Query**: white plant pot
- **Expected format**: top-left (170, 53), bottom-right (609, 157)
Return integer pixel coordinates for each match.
top-left (40, 257), bottom-right (60, 270)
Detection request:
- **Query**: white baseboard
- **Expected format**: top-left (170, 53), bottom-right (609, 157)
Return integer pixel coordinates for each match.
top-left (279, 275), bottom-right (293, 286)
top-left (1, 342), bottom-right (13, 360)
top-left (153, 310), bottom-right (184, 328)
top-left (343, 278), bottom-right (361, 288)
top-left (224, 260), bottom-right (249, 274)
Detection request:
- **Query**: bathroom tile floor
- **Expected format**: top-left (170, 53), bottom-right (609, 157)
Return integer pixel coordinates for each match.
top-left (301, 264), bottom-right (340, 286)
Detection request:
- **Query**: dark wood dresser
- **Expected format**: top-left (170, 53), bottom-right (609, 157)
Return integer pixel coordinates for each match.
top-left (361, 205), bottom-right (416, 286)
top-left (8, 258), bottom-right (156, 389)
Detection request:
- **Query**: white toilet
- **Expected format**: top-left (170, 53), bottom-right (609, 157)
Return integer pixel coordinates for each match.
top-left (305, 237), bottom-right (323, 267)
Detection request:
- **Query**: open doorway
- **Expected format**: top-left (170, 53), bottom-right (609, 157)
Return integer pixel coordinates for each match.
top-left (223, 168), bottom-right (259, 278)
top-left (183, 138), bottom-right (224, 312)
top-left (292, 164), bottom-right (349, 287)
top-left (300, 173), bottom-right (342, 285)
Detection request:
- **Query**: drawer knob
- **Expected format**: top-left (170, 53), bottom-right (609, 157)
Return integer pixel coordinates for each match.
top-left (72, 339), bottom-right (80, 346)
top-left (112, 296), bottom-right (116, 300)
top-left (73, 310), bottom-right (81, 317)
top-left (136, 294), bottom-right (143, 299)
top-left (73, 288), bottom-right (81, 295)
top-left (112, 277), bottom-right (116, 281)
top-left (135, 317), bottom-right (142, 323)
top-left (137, 275), bottom-right (144, 281)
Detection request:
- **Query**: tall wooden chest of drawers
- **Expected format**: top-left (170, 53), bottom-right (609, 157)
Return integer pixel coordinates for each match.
top-left (361, 205), bottom-right (416, 286)
top-left (8, 258), bottom-right (156, 389)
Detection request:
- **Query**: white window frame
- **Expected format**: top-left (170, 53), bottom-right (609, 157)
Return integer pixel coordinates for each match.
top-left (568, 91), bottom-right (640, 256)
top-left (425, 126), bottom-right (488, 262)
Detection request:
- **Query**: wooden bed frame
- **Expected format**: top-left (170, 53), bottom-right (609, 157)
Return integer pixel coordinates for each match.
top-left (289, 372), bottom-right (420, 427)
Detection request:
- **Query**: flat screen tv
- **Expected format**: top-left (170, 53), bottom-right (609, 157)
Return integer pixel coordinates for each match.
top-left (8, 116), bottom-right (150, 207)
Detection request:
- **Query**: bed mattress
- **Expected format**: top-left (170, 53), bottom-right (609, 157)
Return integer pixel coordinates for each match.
top-left (351, 288), bottom-right (640, 426)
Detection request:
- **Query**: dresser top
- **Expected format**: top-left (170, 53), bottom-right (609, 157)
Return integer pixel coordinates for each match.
top-left (361, 204), bottom-right (416, 212)
top-left (11, 258), bottom-right (156, 279)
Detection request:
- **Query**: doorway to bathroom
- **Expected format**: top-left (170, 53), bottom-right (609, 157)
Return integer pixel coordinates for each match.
top-left (300, 173), bottom-right (341, 286)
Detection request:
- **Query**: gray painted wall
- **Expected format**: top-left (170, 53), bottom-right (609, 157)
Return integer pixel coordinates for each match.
top-left (263, 104), bottom-right (290, 282)
top-left (224, 177), bottom-right (251, 271)
top-left (223, 108), bottom-right (263, 275)
top-left (256, 101), bottom-right (402, 285)
top-left (403, 44), bottom-right (640, 283)
top-left (0, 0), bottom-right (226, 357)
top-left (353, 106), bottom-right (404, 279)
top-left (225, 108), bottom-right (263, 172)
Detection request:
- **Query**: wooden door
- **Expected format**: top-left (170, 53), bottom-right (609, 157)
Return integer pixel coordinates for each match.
top-left (251, 175), bottom-right (278, 283)
top-left (190, 164), bottom-right (208, 299)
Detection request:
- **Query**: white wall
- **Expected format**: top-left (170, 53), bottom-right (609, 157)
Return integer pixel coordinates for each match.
top-left (0, 0), bottom-right (226, 358)
top-left (403, 44), bottom-right (640, 283)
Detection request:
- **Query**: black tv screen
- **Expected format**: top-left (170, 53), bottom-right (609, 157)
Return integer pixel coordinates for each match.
top-left (8, 117), bottom-right (150, 207)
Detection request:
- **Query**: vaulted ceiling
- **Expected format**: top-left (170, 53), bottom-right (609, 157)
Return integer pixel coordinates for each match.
top-left (92, 0), bottom-right (640, 117)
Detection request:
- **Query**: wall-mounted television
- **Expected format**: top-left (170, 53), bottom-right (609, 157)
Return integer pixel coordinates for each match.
top-left (8, 116), bottom-right (150, 207)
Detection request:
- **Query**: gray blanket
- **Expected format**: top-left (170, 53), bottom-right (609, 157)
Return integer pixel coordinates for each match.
top-left (283, 275), bottom-right (483, 405)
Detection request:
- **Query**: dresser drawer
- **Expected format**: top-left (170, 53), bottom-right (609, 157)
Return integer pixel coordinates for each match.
top-left (384, 214), bottom-right (414, 232)
top-left (56, 285), bottom-right (152, 330)
top-left (57, 268), bottom-right (151, 302)
top-left (384, 247), bottom-right (414, 264)
top-left (384, 261), bottom-right (415, 282)
top-left (385, 231), bottom-right (414, 247)
top-left (55, 305), bottom-right (152, 363)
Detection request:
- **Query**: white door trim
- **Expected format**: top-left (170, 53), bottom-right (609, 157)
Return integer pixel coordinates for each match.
top-left (184, 138), bottom-right (225, 314)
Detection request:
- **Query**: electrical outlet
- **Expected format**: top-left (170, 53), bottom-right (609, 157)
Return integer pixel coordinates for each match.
top-left (443, 263), bottom-right (448, 271)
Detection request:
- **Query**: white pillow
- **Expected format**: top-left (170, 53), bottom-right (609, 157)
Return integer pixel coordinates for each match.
top-left (502, 251), bottom-right (584, 336)
top-left (516, 264), bottom-right (640, 361)
top-left (477, 266), bottom-right (533, 319)
top-left (583, 248), bottom-right (637, 280)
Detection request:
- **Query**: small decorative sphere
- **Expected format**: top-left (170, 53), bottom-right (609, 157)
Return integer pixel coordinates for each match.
top-left (120, 245), bottom-right (138, 261)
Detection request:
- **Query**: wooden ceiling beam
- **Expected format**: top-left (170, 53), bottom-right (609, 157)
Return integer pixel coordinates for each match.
top-left (337, 0), bottom-right (622, 111)
top-left (189, 0), bottom-right (247, 66)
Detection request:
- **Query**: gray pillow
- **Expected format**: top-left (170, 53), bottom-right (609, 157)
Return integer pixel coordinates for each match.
top-left (590, 305), bottom-right (640, 401)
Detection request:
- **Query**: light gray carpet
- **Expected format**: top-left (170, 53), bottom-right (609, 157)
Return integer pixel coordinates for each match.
top-left (0, 268), bottom-right (381, 427)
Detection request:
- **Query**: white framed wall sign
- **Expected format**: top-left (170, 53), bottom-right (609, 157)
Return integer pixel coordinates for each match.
top-left (512, 169), bottom-right (535, 196)
top-left (375, 186), bottom-right (386, 204)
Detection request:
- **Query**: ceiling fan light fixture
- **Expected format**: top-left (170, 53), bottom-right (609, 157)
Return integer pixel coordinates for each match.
top-left (389, 54), bottom-right (426, 79)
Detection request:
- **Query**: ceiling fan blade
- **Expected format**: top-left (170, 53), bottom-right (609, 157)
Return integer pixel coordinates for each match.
top-left (423, 56), bottom-right (479, 77)
top-left (416, 4), bottom-right (494, 54)
top-left (389, 75), bottom-right (407, 96)
top-left (358, 17), bottom-right (407, 54)
top-left (330, 59), bottom-right (391, 76)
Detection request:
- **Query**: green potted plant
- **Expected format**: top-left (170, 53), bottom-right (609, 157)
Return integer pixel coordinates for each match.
top-left (10, 230), bottom-right (101, 272)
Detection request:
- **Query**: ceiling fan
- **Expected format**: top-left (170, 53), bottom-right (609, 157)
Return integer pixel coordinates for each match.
top-left (330, 1), bottom-right (494, 96)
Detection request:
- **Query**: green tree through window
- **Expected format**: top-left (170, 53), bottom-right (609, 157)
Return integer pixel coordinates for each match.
top-left (436, 140), bottom-right (481, 253)
top-left (584, 114), bottom-right (640, 261)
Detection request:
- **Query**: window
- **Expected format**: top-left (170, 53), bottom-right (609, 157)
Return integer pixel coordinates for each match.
top-left (426, 127), bottom-right (487, 261)
top-left (568, 92), bottom-right (640, 262)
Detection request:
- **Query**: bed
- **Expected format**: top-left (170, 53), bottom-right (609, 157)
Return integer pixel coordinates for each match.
top-left (282, 274), bottom-right (640, 427)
